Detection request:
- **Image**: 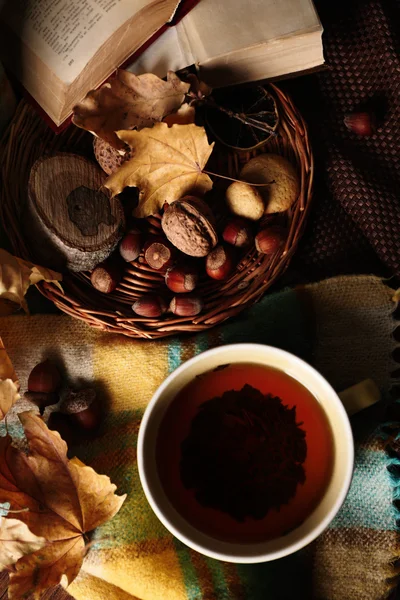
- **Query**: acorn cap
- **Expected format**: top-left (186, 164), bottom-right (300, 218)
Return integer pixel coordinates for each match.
top-left (60, 388), bottom-right (96, 415)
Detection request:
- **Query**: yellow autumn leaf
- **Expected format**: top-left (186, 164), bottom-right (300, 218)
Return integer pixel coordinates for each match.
top-left (105, 122), bottom-right (214, 218)
top-left (0, 517), bottom-right (46, 570)
top-left (0, 249), bottom-right (62, 313)
top-left (73, 70), bottom-right (190, 149)
top-left (0, 412), bottom-right (126, 600)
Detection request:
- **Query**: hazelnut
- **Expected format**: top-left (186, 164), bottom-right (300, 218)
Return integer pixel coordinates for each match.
top-left (206, 245), bottom-right (235, 280)
top-left (91, 259), bottom-right (123, 293)
top-left (28, 360), bottom-right (61, 394)
top-left (222, 218), bottom-right (253, 247)
top-left (225, 182), bottom-right (265, 221)
top-left (255, 226), bottom-right (286, 255)
top-left (143, 237), bottom-right (176, 271)
top-left (24, 391), bottom-right (59, 415)
top-left (170, 295), bottom-right (203, 317)
top-left (60, 388), bottom-right (101, 431)
top-left (162, 196), bottom-right (218, 257)
top-left (240, 154), bottom-right (300, 214)
top-left (132, 295), bottom-right (168, 317)
top-left (344, 111), bottom-right (376, 136)
top-left (119, 228), bottom-right (142, 262)
top-left (165, 264), bottom-right (199, 293)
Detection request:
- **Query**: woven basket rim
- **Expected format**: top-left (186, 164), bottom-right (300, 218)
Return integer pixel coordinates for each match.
top-left (0, 83), bottom-right (314, 339)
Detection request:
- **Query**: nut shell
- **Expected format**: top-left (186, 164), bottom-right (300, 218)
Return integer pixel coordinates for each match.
top-left (255, 226), bottom-right (286, 255)
top-left (91, 259), bottom-right (122, 293)
top-left (119, 228), bottom-right (142, 262)
top-left (132, 295), bottom-right (168, 317)
top-left (170, 295), bottom-right (203, 317)
top-left (165, 264), bottom-right (199, 293)
top-left (206, 244), bottom-right (235, 280)
top-left (93, 137), bottom-right (131, 175)
top-left (61, 388), bottom-right (96, 415)
top-left (162, 196), bottom-right (218, 257)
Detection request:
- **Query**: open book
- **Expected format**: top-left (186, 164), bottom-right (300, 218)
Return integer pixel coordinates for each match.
top-left (0, 0), bottom-right (196, 127)
top-left (129, 0), bottom-right (324, 87)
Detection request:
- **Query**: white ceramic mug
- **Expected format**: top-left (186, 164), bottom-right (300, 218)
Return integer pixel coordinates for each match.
top-left (137, 344), bottom-right (354, 563)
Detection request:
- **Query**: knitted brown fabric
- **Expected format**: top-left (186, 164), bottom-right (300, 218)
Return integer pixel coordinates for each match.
top-left (284, 0), bottom-right (400, 282)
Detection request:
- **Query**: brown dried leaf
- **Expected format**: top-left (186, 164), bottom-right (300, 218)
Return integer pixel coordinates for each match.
top-left (72, 70), bottom-right (190, 150)
top-left (0, 412), bottom-right (126, 599)
top-left (105, 122), bottom-right (214, 218)
top-left (0, 517), bottom-right (46, 570)
top-left (163, 104), bottom-right (196, 126)
top-left (0, 249), bottom-right (62, 313)
top-left (0, 380), bottom-right (20, 421)
top-left (0, 336), bottom-right (17, 383)
top-left (0, 336), bottom-right (19, 420)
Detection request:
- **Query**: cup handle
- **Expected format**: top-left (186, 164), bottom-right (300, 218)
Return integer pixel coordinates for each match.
top-left (338, 379), bottom-right (380, 417)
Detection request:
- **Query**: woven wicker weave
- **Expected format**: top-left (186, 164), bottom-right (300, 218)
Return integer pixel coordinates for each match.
top-left (0, 84), bottom-right (313, 339)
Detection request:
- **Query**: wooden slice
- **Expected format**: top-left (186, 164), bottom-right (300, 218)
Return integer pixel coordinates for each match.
top-left (26, 153), bottom-right (125, 271)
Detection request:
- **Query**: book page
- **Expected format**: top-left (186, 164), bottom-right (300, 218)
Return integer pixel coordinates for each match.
top-left (127, 26), bottom-right (190, 77)
top-left (1, 0), bottom-right (153, 83)
top-left (178, 0), bottom-right (321, 63)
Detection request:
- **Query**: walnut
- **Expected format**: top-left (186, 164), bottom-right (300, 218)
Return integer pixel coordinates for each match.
top-left (161, 196), bottom-right (218, 257)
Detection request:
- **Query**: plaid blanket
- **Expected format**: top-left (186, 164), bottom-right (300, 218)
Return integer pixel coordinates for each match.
top-left (0, 275), bottom-right (398, 600)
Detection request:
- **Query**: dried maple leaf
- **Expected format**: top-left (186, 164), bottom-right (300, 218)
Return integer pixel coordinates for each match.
top-left (0, 249), bottom-right (62, 313)
top-left (0, 517), bottom-right (46, 570)
top-left (105, 122), bottom-right (214, 218)
top-left (72, 70), bottom-right (190, 150)
top-left (0, 412), bottom-right (126, 599)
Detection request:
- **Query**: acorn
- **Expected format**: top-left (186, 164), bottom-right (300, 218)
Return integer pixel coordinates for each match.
top-left (255, 226), bottom-right (286, 255)
top-left (119, 228), bottom-right (142, 262)
top-left (165, 264), bottom-right (199, 293)
top-left (169, 295), bottom-right (203, 317)
top-left (60, 388), bottom-right (101, 431)
top-left (24, 391), bottom-right (59, 415)
top-left (143, 237), bottom-right (176, 271)
top-left (222, 218), bottom-right (253, 248)
top-left (206, 245), bottom-right (235, 280)
top-left (132, 295), bottom-right (168, 317)
top-left (28, 359), bottom-right (61, 394)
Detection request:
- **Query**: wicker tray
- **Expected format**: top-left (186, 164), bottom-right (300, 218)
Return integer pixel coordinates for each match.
top-left (0, 84), bottom-right (313, 339)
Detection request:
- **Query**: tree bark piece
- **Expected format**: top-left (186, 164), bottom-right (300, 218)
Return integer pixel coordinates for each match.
top-left (26, 154), bottom-right (125, 272)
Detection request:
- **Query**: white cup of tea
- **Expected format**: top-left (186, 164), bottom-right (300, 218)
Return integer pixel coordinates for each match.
top-left (137, 343), bottom-right (354, 563)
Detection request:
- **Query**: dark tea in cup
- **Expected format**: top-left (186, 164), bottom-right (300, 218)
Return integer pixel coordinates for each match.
top-left (156, 362), bottom-right (334, 543)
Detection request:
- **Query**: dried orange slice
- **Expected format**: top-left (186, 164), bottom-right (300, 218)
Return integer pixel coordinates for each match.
top-left (205, 85), bottom-right (279, 151)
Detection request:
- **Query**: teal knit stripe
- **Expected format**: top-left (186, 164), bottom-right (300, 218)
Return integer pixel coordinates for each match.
top-left (331, 447), bottom-right (398, 530)
top-left (168, 338), bottom-right (204, 599)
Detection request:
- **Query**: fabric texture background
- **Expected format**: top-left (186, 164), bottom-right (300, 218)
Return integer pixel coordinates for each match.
top-left (0, 275), bottom-right (398, 600)
top-left (283, 0), bottom-right (400, 283)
